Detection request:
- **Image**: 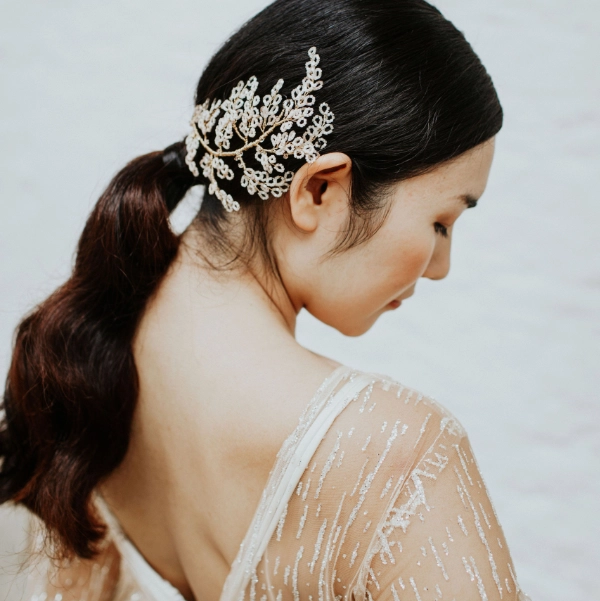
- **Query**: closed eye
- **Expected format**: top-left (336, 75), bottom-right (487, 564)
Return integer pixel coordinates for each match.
top-left (434, 222), bottom-right (448, 238)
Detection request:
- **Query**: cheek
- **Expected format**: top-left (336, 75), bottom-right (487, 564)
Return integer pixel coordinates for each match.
top-left (372, 229), bottom-right (433, 296)
top-left (305, 231), bottom-right (434, 335)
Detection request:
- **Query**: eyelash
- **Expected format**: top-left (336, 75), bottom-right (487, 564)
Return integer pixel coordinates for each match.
top-left (434, 223), bottom-right (448, 238)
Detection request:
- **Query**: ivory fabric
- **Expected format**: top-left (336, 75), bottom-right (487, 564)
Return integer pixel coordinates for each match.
top-left (24, 365), bottom-right (531, 601)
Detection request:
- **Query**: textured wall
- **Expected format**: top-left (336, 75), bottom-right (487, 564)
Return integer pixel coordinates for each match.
top-left (1, 1), bottom-right (598, 600)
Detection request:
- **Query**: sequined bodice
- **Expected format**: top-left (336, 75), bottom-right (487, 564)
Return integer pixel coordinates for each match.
top-left (25, 365), bottom-right (531, 601)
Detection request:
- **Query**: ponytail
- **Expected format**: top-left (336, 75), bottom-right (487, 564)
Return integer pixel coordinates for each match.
top-left (0, 141), bottom-right (196, 559)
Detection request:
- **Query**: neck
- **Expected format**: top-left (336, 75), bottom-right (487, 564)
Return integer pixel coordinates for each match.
top-left (175, 223), bottom-right (299, 340)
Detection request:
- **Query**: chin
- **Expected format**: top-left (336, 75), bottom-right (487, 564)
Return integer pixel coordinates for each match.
top-left (330, 316), bottom-right (378, 337)
top-left (308, 304), bottom-right (380, 337)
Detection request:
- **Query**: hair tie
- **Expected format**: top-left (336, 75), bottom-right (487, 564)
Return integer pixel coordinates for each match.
top-left (161, 141), bottom-right (198, 213)
top-left (162, 141), bottom-right (187, 170)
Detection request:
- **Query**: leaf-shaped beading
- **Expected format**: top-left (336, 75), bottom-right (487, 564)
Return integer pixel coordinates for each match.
top-left (184, 47), bottom-right (335, 212)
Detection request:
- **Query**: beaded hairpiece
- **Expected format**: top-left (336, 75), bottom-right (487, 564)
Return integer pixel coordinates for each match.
top-left (184, 47), bottom-right (335, 212)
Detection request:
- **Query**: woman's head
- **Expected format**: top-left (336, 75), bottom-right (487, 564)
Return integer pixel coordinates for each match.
top-left (0, 0), bottom-right (502, 560)
top-left (183, 0), bottom-right (502, 332)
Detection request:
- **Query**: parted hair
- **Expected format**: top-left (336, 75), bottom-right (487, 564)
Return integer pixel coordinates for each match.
top-left (0, 0), bottom-right (503, 560)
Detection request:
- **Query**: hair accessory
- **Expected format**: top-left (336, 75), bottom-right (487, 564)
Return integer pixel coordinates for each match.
top-left (184, 47), bottom-right (335, 212)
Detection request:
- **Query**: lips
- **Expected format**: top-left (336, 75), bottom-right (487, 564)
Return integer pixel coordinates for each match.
top-left (388, 289), bottom-right (415, 309)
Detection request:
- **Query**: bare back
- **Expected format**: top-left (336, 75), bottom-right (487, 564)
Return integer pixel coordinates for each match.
top-left (99, 236), bottom-right (340, 601)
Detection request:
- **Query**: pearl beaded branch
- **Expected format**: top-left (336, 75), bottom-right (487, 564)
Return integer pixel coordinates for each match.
top-left (184, 47), bottom-right (335, 212)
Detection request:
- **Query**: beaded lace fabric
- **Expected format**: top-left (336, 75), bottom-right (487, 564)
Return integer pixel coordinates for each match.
top-left (23, 365), bottom-right (531, 601)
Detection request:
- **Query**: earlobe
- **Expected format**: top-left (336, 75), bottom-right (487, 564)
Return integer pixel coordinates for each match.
top-left (288, 152), bottom-right (352, 233)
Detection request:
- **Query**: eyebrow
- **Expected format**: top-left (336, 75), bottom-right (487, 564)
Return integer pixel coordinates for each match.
top-left (458, 193), bottom-right (480, 208)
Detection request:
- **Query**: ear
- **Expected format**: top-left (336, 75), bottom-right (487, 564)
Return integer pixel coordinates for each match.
top-left (288, 152), bottom-right (352, 233)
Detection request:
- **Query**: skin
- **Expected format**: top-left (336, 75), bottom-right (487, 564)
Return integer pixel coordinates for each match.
top-left (98, 138), bottom-right (496, 601)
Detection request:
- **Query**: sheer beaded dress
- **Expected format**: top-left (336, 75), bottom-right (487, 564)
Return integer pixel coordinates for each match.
top-left (24, 365), bottom-right (531, 601)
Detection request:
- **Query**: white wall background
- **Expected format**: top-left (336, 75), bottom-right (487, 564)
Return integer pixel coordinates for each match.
top-left (0, 1), bottom-right (598, 600)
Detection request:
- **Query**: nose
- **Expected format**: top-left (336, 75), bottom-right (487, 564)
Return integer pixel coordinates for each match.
top-left (424, 262), bottom-right (450, 281)
top-left (422, 241), bottom-right (451, 281)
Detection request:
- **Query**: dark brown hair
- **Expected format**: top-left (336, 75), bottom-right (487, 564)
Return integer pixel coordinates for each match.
top-left (0, 0), bottom-right (503, 560)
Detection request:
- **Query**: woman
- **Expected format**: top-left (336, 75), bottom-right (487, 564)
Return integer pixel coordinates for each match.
top-left (0, 0), bottom-right (531, 600)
